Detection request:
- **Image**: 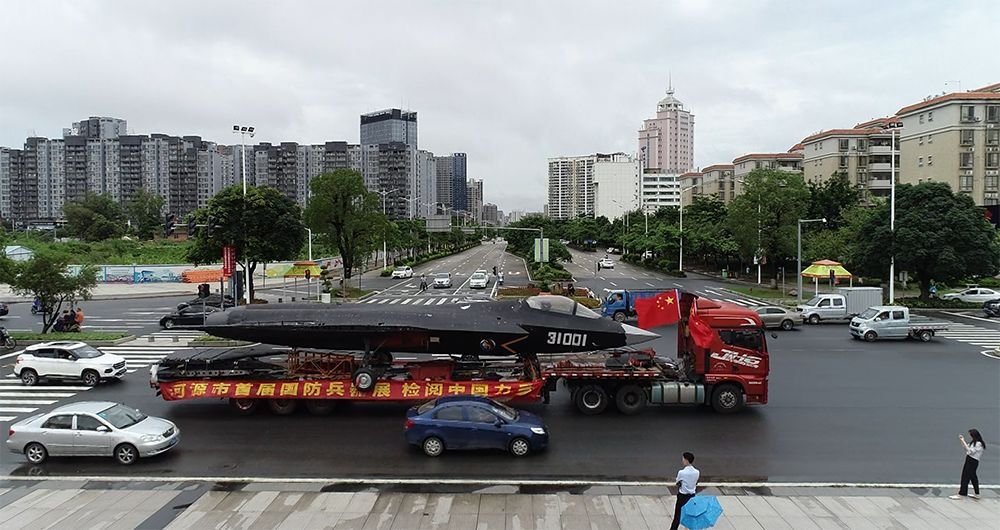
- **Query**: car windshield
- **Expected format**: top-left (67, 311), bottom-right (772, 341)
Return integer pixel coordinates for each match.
top-left (417, 399), bottom-right (437, 414)
top-left (804, 296), bottom-right (822, 306)
top-left (858, 308), bottom-right (879, 319)
top-left (434, 273), bottom-right (449, 279)
top-left (394, 267), bottom-right (408, 272)
top-left (471, 273), bottom-right (486, 280)
top-left (97, 404), bottom-right (147, 429)
top-left (486, 398), bottom-right (518, 422)
top-left (71, 345), bottom-right (104, 359)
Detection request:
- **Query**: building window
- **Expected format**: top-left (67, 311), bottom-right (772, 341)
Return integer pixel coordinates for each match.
top-left (857, 139), bottom-right (868, 151)
top-left (961, 129), bottom-right (975, 145)
top-left (858, 156), bottom-right (868, 166)
top-left (839, 139), bottom-right (849, 152)
top-left (988, 152), bottom-right (1000, 169)
top-left (928, 111), bottom-right (934, 122)
top-left (918, 157), bottom-right (924, 167)
top-left (960, 175), bottom-right (974, 191)
top-left (961, 105), bottom-right (977, 122)
top-left (987, 105), bottom-right (999, 123)
top-left (928, 155), bottom-right (933, 166)
top-left (960, 152), bottom-right (974, 168)
top-left (919, 114), bottom-right (925, 124)
top-left (988, 129), bottom-right (999, 146)
top-left (987, 175), bottom-right (999, 190)
top-left (839, 156), bottom-right (848, 168)
top-left (928, 134), bottom-right (933, 144)
top-left (919, 136), bottom-right (924, 145)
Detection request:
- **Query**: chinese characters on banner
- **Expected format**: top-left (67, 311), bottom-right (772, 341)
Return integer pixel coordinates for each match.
top-left (160, 379), bottom-right (544, 402)
top-left (222, 245), bottom-right (236, 276)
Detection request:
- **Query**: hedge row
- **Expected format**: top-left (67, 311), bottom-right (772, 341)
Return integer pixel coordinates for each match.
top-left (894, 297), bottom-right (982, 309)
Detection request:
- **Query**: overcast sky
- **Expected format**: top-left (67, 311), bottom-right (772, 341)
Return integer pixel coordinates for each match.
top-left (2, 1), bottom-right (998, 212)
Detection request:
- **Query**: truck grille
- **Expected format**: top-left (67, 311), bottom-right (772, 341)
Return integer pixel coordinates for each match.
top-left (113, 361), bottom-right (126, 369)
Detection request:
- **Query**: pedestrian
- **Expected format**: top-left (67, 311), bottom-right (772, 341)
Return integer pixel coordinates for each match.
top-left (567, 283), bottom-right (576, 297)
top-left (54, 311), bottom-right (68, 332)
top-left (498, 272), bottom-right (504, 286)
top-left (951, 429), bottom-right (986, 499)
top-left (419, 274), bottom-right (428, 292)
top-left (670, 451), bottom-right (700, 530)
top-left (74, 306), bottom-right (85, 329)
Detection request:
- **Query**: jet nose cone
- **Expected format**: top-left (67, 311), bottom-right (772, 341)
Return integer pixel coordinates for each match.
top-left (204, 309), bottom-right (232, 327)
top-left (622, 323), bottom-right (660, 345)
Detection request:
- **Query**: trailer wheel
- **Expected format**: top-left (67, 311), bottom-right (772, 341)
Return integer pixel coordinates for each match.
top-left (305, 400), bottom-right (338, 416)
top-left (267, 399), bottom-right (298, 415)
top-left (918, 330), bottom-right (933, 342)
top-left (864, 330), bottom-right (877, 342)
top-left (229, 398), bottom-right (259, 416)
top-left (614, 384), bottom-right (647, 415)
top-left (574, 385), bottom-right (608, 415)
top-left (353, 368), bottom-right (376, 391)
top-left (808, 314), bottom-right (820, 324)
top-left (612, 311), bottom-right (627, 323)
top-left (711, 384), bottom-right (744, 414)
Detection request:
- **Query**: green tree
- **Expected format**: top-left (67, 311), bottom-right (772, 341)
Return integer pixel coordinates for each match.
top-left (727, 169), bottom-right (809, 272)
top-left (304, 170), bottom-right (387, 280)
top-left (188, 185), bottom-right (307, 300)
top-left (851, 182), bottom-right (1000, 299)
top-left (125, 189), bottom-right (166, 240)
top-left (7, 253), bottom-right (98, 333)
top-left (683, 197), bottom-right (739, 268)
top-left (807, 172), bottom-right (860, 228)
top-left (63, 193), bottom-right (126, 241)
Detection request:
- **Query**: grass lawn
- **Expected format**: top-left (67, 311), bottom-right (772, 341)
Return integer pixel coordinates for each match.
top-left (11, 331), bottom-right (130, 341)
top-left (329, 287), bottom-right (374, 298)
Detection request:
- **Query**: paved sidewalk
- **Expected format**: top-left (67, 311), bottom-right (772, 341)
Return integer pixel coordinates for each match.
top-left (0, 481), bottom-right (996, 529)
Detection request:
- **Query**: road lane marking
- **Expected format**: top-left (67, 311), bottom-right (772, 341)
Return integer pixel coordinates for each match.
top-left (644, 282), bottom-right (654, 287)
top-left (673, 283), bottom-right (683, 288)
top-left (609, 282), bottom-right (617, 287)
top-left (941, 311), bottom-right (996, 323)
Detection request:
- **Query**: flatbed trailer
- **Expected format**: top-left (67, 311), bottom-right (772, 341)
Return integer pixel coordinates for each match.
top-left (152, 346), bottom-right (762, 415)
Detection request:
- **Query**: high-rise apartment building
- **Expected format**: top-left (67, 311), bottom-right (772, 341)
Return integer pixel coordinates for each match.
top-left (360, 109), bottom-right (417, 148)
top-left (800, 118), bottom-right (898, 199)
top-left (482, 203), bottom-right (499, 225)
top-left (640, 171), bottom-right (681, 212)
top-left (467, 178), bottom-right (483, 223)
top-left (360, 108), bottom-right (419, 218)
top-left (733, 152), bottom-right (803, 185)
top-left (593, 154), bottom-right (640, 220)
top-left (416, 150), bottom-right (438, 218)
top-left (638, 87), bottom-right (695, 173)
top-left (548, 155), bottom-right (598, 220)
top-left (896, 84), bottom-right (1000, 204)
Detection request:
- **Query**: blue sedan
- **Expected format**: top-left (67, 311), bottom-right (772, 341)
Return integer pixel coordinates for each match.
top-left (405, 396), bottom-right (549, 457)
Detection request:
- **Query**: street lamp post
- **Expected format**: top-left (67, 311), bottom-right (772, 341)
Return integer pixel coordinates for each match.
top-left (232, 125), bottom-right (255, 306)
top-left (887, 121), bottom-right (903, 303)
top-left (378, 188), bottom-right (401, 270)
top-left (797, 217), bottom-right (827, 303)
top-left (677, 185), bottom-right (697, 272)
top-left (305, 228), bottom-right (313, 261)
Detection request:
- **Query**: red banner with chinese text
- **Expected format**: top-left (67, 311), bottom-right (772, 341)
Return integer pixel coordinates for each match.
top-left (222, 245), bottom-right (236, 276)
top-left (159, 379), bottom-right (544, 403)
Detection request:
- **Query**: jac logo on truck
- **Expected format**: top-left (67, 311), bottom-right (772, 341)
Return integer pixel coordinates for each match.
top-left (711, 349), bottom-right (762, 369)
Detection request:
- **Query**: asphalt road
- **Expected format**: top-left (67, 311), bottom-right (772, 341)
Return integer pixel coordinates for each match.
top-left (0, 295), bottom-right (197, 337)
top-left (1, 311), bottom-right (996, 484)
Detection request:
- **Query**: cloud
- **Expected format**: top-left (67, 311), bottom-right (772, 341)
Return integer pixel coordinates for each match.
top-left (1, 0), bottom-right (997, 212)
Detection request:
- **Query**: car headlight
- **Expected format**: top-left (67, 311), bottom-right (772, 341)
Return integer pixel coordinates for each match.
top-left (530, 427), bottom-right (546, 435)
top-left (140, 434), bottom-right (162, 443)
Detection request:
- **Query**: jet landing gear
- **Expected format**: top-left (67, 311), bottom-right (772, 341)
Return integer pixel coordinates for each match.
top-left (352, 350), bottom-right (393, 392)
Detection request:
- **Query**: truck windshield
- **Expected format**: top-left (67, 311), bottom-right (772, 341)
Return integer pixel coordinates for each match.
top-left (858, 308), bottom-right (879, 319)
top-left (804, 296), bottom-right (822, 306)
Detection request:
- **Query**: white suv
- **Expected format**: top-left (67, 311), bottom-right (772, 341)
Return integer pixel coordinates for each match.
top-left (14, 341), bottom-right (127, 387)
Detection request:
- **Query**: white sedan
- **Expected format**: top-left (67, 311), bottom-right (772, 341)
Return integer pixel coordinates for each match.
top-left (469, 272), bottom-right (489, 289)
top-left (598, 258), bottom-right (615, 269)
top-left (391, 266), bottom-right (414, 279)
top-left (940, 288), bottom-right (1000, 303)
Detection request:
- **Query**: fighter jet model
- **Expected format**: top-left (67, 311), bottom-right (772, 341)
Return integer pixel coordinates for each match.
top-left (200, 295), bottom-right (658, 359)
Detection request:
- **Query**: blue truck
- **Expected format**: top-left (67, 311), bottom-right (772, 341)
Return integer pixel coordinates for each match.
top-left (600, 289), bottom-right (668, 322)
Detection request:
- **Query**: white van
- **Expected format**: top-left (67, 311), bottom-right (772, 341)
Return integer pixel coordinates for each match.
top-left (797, 294), bottom-right (848, 324)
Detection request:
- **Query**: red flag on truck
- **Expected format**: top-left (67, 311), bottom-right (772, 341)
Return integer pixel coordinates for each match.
top-left (634, 289), bottom-right (682, 329)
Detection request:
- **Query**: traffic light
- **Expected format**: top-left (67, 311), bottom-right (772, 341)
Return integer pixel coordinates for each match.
top-left (163, 214), bottom-right (176, 238)
top-left (187, 217), bottom-right (199, 237)
top-left (206, 215), bottom-right (218, 237)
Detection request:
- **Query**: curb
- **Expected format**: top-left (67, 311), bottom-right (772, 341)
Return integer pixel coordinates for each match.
top-left (9, 335), bottom-right (136, 347)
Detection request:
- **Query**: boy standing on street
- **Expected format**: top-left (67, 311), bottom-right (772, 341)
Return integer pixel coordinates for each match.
top-left (670, 451), bottom-right (700, 530)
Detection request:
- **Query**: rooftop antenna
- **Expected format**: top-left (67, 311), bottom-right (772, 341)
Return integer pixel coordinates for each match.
top-left (668, 71), bottom-right (673, 94)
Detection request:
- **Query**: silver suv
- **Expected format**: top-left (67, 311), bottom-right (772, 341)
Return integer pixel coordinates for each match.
top-left (14, 341), bottom-right (126, 387)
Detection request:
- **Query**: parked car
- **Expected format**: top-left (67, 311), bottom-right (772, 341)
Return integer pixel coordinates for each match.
top-left (391, 266), bottom-right (414, 279)
top-left (469, 272), bottom-right (489, 289)
top-left (176, 293), bottom-right (234, 311)
top-left (598, 258), bottom-right (615, 269)
top-left (983, 298), bottom-right (1000, 317)
top-left (6, 401), bottom-right (180, 465)
top-left (432, 273), bottom-right (453, 288)
top-left (641, 250), bottom-right (654, 260)
top-left (160, 305), bottom-right (220, 329)
top-left (404, 396), bottom-right (548, 457)
top-left (940, 287), bottom-right (1000, 304)
top-left (0, 302), bottom-right (8, 317)
top-left (753, 306), bottom-right (798, 330)
top-left (14, 341), bottom-right (126, 387)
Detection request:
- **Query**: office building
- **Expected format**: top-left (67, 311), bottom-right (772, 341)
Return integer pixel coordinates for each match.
top-left (482, 203), bottom-right (499, 225)
top-left (896, 83), bottom-right (1000, 204)
top-left (416, 150), bottom-right (438, 217)
top-left (360, 109), bottom-right (417, 148)
top-left (638, 86), bottom-right (695, 173)
top-left (434, 153), bottom-right (467, 211)
top-left (593, 155), bottom-right (640, 220)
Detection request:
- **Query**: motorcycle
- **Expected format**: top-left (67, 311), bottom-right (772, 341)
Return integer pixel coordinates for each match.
top-left (30, 298), bottom-right (42, 315)
top-left (0, 327), bottom-right (15, 350)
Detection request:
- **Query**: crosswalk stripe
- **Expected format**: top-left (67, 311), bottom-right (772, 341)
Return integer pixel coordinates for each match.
top-left (0, 416), bottom-right (16, 422)
top-left (366, 299), bottom-right (377, 304)
top-left (378, 298), bottom-right (390, 304)
top-left (0, 399), bottom-right (57, 405)
top-left (0, 407), bottom-right (37, 413)
top-left (436, 298), bottom-right (447, 305)
top-left (389, 299), bottom-right (400, 304)
top-left (424, 299), bottom-right (435, 305)
top-left (726, 299), bottom-right (748, 306)
top-left (0, 382), bottom-right (91, 390)
top-left (0, 392), bottom-right (77, 398)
